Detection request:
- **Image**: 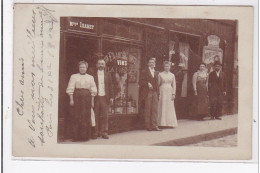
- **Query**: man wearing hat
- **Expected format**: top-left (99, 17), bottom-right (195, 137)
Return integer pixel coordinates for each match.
top-left (208, 61), bottom-right (227, 120)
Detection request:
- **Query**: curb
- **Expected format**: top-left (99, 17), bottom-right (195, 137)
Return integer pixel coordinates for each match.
top-left (153, 127), bottom-right (237, 146)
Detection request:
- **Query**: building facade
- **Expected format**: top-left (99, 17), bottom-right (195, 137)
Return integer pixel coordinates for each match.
top-left (58, 17), bottom-right (238, 141)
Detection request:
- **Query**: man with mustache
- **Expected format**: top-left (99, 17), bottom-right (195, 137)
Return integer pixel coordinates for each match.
top-left (140, 58), bottom-right (161, 131)
top-left (208, 61), bottom-right (227, 120)
top-left (93, 59), bottom-right (114, 139)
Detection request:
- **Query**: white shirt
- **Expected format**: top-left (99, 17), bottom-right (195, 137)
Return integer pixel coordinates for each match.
top-left (216, 70), bottom-right (221, 77)
top-left (66, 73), bottom-right (97, 96)
top-left (97, 70), bottom-right (106, 96)
top-left (149, 67), bottom-right (155, 78)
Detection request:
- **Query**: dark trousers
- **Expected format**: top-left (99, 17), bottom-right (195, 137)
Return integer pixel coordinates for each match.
top-left (94, 96), bottom-right (109, 136)
top-left (209, 94), bottom-right (223, 118)
top-left (144, 90), bottom-right (159, 129)
top-left (72, 89), bottom-right (92, 141)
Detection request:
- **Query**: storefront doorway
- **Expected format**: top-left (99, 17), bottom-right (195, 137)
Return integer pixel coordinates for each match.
top-left (58, 34), bottom-right (100, 140)
top-left (169, 31), bottom-right (201, 119)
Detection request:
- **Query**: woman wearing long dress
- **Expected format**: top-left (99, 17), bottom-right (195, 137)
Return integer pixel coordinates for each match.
top-left (192, 63), bottom-right (209, 120)
top-left (66, 61), bottom-right (97, 141)
top-left (157, 61), bottom-right (178, 128)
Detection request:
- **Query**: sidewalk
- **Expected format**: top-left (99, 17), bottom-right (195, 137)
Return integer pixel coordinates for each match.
top-left (63, 114), bottom-right (238, 146)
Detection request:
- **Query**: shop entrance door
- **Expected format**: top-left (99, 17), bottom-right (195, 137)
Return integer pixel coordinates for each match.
top-left (169, 32), bottom-right (201, 119)
top-left (58, 34), bottom-right (100, 141)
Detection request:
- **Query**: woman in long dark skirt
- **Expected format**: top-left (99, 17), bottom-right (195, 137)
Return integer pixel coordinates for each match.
top-left (66, 61), bottom-right (97, 142)
top-left (192, 63), bottom-right (210, 120)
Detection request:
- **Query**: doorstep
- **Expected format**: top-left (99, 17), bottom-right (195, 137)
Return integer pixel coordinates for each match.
top-left (62, 114), bottom-right (238, 146)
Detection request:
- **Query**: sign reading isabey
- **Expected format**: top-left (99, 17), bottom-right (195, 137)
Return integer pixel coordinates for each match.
top-left (64, 17), bottom-right (97, 33)
top-left (69, 21), bottom-right (94, 30)
top-left (202, 35), bottom-right (223, 72)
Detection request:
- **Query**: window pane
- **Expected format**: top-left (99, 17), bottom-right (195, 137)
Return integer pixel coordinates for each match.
top-left (102, 20), bottom-right (116, 36)
top-left (126, 47), bottom-right (141, 114)
top-left (102, 20), bottom-right (143, 41)
top-left (103, 40), bottom-right (141, 115)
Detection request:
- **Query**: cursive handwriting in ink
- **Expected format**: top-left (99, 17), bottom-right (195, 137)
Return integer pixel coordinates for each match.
top-left (39, 10), bottom-right (44, 38)
top-left (46, 113), bottom-right (53, 137)
top-left (37, 76), bottom-right (43, 111)
top-left (36, 41), bottom-right (44, 73)
top-left (47, 42), bottom-right (55, 49)
top-left (31, 72), bottom-right (35, 100)
top-left (37, 96), bottom-right (45, 146)
top-left (15, 90), bottom-right (24, 116)
top-left (19, 58), bottom-right (25, 85)
top-left (36, 5), bottom-right (58, 32)
top-left (28, 105), bottom-right (36, 131)
top-left (45, 63), bottom-right (54, 107)
top-left (26, 9), bottom-right (36, 68)
top-left (47, 50), bottom-right (54, 58)
top-left (23, 5), bottom-right (57, 148)
top-left (28, 137), bottom-right (36, 148)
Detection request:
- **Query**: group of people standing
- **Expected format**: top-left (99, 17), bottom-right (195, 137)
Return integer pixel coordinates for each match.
top-left (140, 58), bottom-right (226, 132)
top-left (66, 57), bottom-right (226, 142)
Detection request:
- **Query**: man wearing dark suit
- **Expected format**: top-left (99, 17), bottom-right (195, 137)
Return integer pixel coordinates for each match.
top-left (93, 59), bottom-right (114, 139)
top-left (140, 58), bottom-right (161, 131)
top-left (208, 61), bottom-right (227, 120)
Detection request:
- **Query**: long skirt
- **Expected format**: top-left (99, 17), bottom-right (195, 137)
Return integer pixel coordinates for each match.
top-left (196, 80), bottom-right (209, 115)
top-left (72, 89), bottom-right (92, 141)
top-left (158, 84), bottom-right (178, 127)
top-left (190, 80), bottom-right (209, 119)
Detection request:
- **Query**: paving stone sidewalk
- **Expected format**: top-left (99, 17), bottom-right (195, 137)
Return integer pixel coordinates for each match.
top-left (62, 114), bottom-right (238, 146)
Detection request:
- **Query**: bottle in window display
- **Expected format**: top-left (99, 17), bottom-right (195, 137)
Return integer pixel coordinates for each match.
top-left (115, 93), bottom-right (123, 114)
top-left (122, 93), bottom-right (127, 114)
top-left (111, 103), bottom-right (114, 114)
top-left (108, 102), bottom-right (114, 114)
top-left (127, 95), bottom-right (133, 114)
top-left (132, 99), bottom-right (137, 114)
top-left (108, 104), bottom-right (112, 113)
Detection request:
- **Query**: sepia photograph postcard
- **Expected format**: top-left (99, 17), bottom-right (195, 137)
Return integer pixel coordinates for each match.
top-left (12, 4), bottom-right (253, 160)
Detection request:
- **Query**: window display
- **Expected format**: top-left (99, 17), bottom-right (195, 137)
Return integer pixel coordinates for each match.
top-left (103, 40), bottom-right (141, 115)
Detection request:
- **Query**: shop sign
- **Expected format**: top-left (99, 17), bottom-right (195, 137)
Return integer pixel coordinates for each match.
top-left (104, 51), bottom-right (138, 83)
top-left (66, 17), bottom-right (96, 33)
top-left (104, 51), bottom-right (137, 65)
top-left (202, 35), bottom-right (223, 72)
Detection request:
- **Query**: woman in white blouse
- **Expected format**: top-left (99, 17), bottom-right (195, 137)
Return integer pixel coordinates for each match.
top-left (66, 61), bottom-right (97, 142)
top-left (157, 61), bottom-right (178, 128)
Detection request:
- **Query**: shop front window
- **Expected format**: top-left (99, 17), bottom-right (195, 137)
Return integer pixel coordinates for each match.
top-left (102, 40), bottom-right (141, 115)
top-left (102, 20), bottom-right (143, 41)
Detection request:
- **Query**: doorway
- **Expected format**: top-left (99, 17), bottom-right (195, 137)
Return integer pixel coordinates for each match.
top-left (169, 32), bottom-right (201, 119)
top-left (58, 34), bottom-right (100, 140)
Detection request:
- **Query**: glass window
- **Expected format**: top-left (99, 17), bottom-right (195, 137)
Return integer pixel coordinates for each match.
top-left (102, 20), bottom-right (117, 36)
top-left (102, 20), bottom-right (143, 41)
top-left (102, 40), bottom-right (141, 115)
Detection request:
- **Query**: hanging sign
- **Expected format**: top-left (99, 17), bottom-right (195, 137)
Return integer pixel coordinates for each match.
top-left (202, 35), bottom-right (223, 72)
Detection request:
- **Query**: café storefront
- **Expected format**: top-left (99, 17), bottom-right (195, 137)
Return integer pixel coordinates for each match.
top-left (58, 17), bottom-right (237, 141)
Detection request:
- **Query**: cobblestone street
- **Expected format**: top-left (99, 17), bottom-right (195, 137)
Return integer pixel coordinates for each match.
top-left (187, 134), bottom-right (237, 147)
